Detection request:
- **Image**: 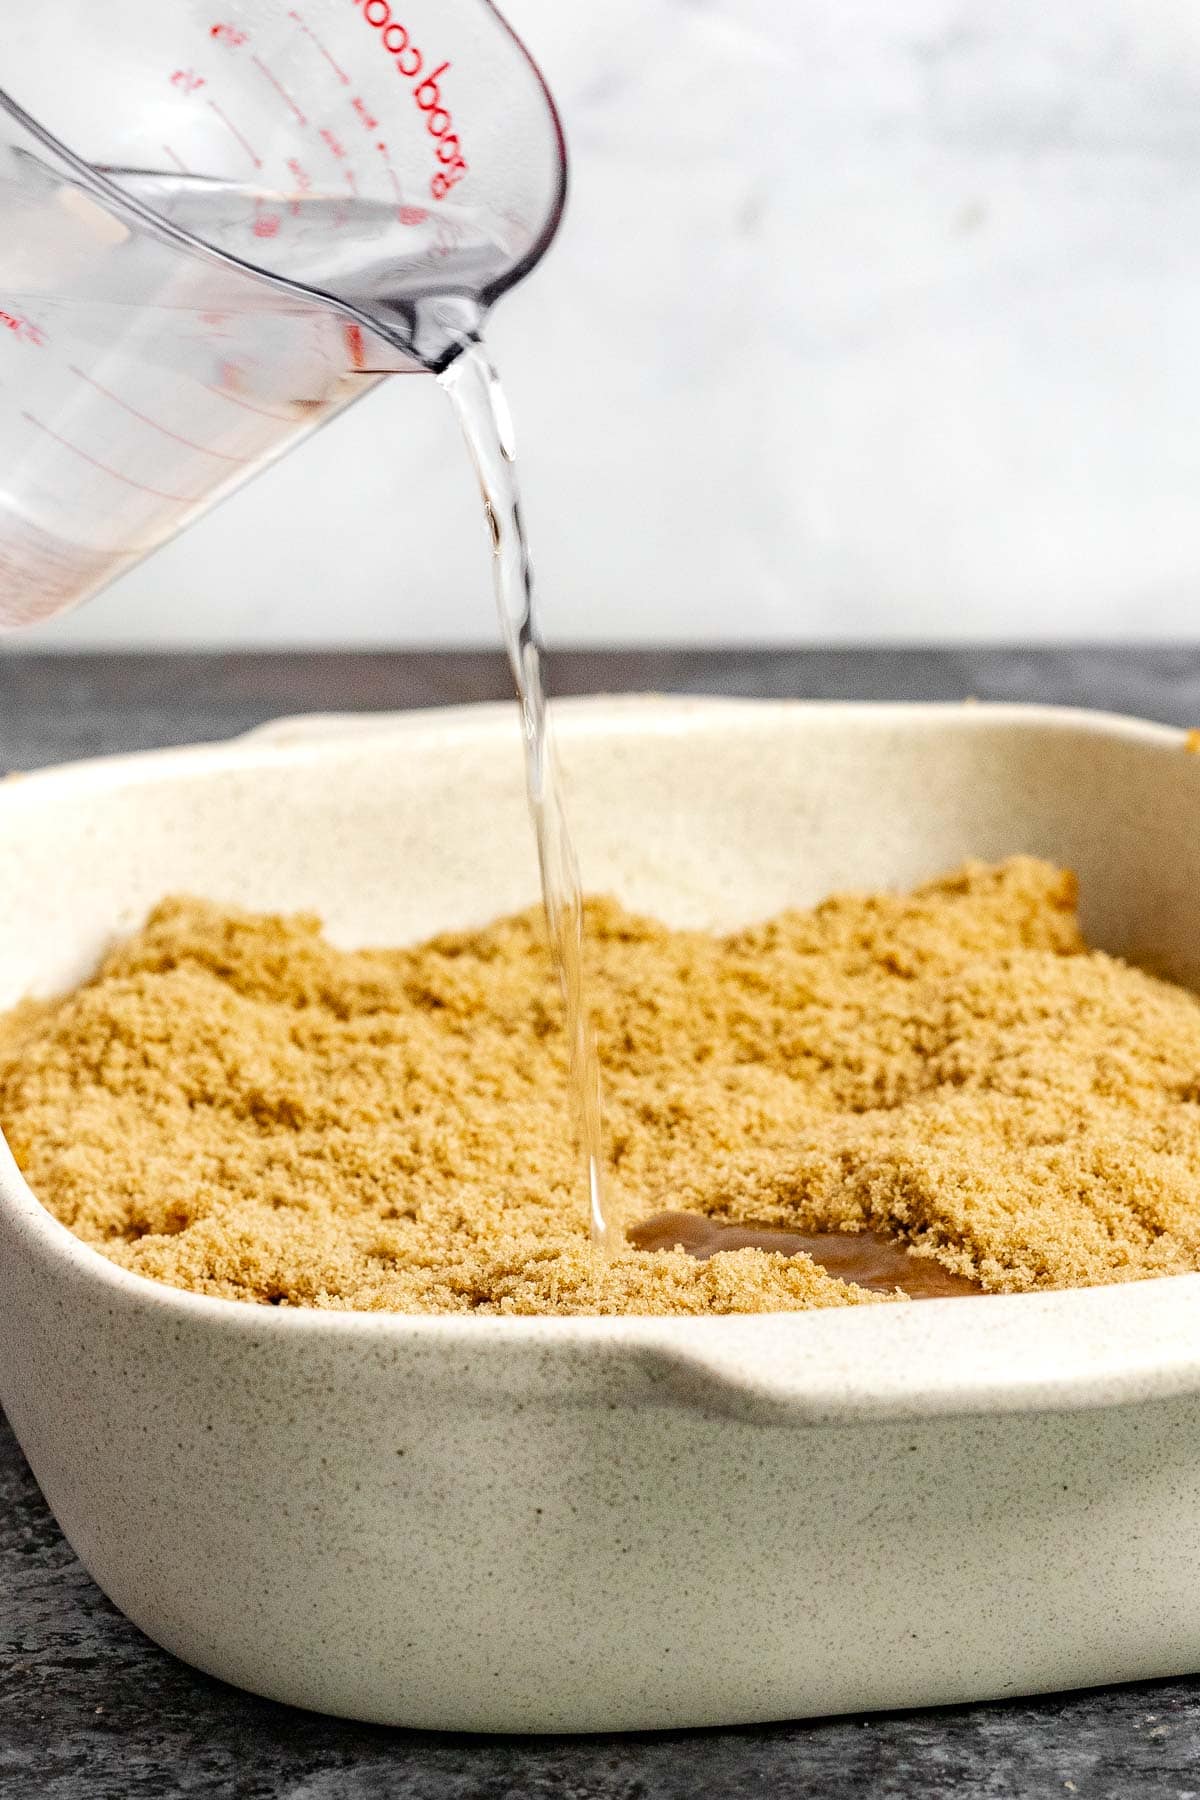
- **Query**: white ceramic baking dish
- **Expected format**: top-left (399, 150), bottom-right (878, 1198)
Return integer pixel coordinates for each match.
top-left (4, 696), bottom-right (1200, 1733)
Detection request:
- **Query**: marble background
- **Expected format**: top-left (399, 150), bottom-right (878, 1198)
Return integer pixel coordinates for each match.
top-left (20, 0), bottom-right (1200, 647)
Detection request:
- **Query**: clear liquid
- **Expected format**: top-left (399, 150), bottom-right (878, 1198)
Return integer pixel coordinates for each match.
top-left (440, 344), bottom-right (613, 1252)
top-left (0, 161), bottom-right (613, 1245)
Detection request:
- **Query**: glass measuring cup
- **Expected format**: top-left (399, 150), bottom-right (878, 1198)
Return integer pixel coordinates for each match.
top-left (0, 1), bottom-right (566, 626)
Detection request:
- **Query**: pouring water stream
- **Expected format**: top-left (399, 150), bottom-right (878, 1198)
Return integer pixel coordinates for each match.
top-left (440, 341), bottom-right (612, 1252)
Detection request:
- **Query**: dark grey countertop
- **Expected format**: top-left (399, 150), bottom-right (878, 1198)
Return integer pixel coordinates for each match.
top-left (5, 647), bottom-right (1200, 1800)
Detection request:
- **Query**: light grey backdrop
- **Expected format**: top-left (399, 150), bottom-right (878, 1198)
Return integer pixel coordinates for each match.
top-left (15, 0), bottom-right (1200, 648)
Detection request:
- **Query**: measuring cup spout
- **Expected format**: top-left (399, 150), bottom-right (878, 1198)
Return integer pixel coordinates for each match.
top-left (0, 1), bottom-right (566, 625)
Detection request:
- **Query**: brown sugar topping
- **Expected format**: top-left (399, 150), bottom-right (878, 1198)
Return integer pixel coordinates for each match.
top-left (5, 856), bottom-right (1200, 1315)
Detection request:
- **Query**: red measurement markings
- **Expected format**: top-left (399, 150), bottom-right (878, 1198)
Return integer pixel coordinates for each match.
top-left (374, 137), bottom-right (407, 204)
top-left (315, 123), bottom-right (360, 195)
top-left (344, 324), bottom-right (366, 370)
top-left (288, 10), bottom-right (350, 85)
top-left (68, 366), bottom-right (254, 463)
top-left (0, 310), bottom-right (44, 347)
top-left (210, 22), bottom-right (248, 46)
top-left (161, 142), bottom-right (191, 174)
top-left (285, 157), bottom-right (312, 216)
top-left (398, 205), bottom-right (427, 226)
top-left (206, 98), bottom-right (263, 169)
top-left (250, 54), bottom-right (308, 127)
top-left (351, 96), bottom-right (379, 133)
top-left (170, 68), bottom-right (205, 93)
top-left (22, 412), bottom-right (208, 506)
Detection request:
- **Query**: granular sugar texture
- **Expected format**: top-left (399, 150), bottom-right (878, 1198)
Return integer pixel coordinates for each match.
top-left (5, 857), bottom-right (1200, 1314)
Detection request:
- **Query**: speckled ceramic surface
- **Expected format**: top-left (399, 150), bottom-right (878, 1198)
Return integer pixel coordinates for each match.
top-left (4, 697), bottom-right (1200, 1732)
